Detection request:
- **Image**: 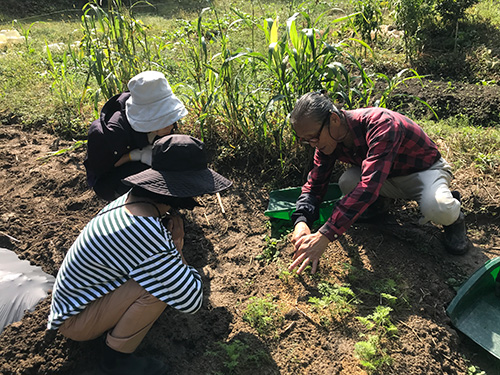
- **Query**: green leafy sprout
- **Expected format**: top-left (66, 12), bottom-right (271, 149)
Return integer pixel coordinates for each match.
top-left (354, 303), bottom-right (398, 373)
top-left (308, 282), bottom-right (359, 327)
top-left (243, 295), bottom-right (284, 337)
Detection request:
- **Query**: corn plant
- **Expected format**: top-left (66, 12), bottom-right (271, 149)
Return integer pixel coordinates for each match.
top-left (235, 9), bottom-right (374, 164)
top-left (352, 0), bottom-right (384, 43)
top-left (37, 140), bottom-right (87, 162)
top-left (45, 40), bottom-right (87, 107)
top-left (377, 68), bottom-right (437, 118)
top-left (176, 17), bottom-right (216, 139)
top-left (45, 40), bottom-right (92, 138)
top-left (177, 6), bottom-right (271, 144)
top-left (80, 0), bottom-right (159, 110)
top-left (12, 20), bottom-right (37, 54)
top-left (323, 51), bottom-right (375, 109)
top-left (258, 10), bottom-right (405, 111)
top-left (254, 11), bottom-right (359, 113)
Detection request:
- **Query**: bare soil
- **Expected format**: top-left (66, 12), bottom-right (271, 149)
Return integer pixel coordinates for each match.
top-left (0, 82), bottom-right (499, 374)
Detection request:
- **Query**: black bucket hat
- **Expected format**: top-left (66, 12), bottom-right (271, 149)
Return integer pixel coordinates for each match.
top-left (123, 135), bottom-right (232, 197)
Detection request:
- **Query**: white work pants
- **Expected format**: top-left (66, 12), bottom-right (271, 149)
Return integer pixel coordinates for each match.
top-left (338, 158), bottom-right (461, 226)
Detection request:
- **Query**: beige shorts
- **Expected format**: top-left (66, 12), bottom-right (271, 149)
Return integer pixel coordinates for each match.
top-left (59, 279), bottom-right (166, 353)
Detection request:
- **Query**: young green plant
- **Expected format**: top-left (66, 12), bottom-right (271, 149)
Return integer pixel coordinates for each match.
top-left (355, 303), bottom-right (398, 373)
top-left (308, 281), bottom-right (358, 327)
top-left (243, 295), bottom-right (284, 337)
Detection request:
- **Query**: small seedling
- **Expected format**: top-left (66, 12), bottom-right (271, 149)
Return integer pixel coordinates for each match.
top-left (342, 262), bottom-right (366, 283)
top-left (278, 268), bottom-right (292, 284)
top-left (357, 305), bottom-right (398, 337)
top-left (37, 140), bottom-right (87, 162)
top-left (354, 334), bottom-right (393, 372)
top-left (275, 259), bottom-right (297, 284)
top-left (256, 234), bottom-right (281, 263)
top-left (243, 295), bottom-right (284, 337)
top-left (354, 304), bottom-right (398, 373)
top-left (205, 339), bottom-right (272, 374)
top-left (371, 277), bottom-right (411, 308)
top-left (467, 365), bottom-right (486, 375)
top-left (308, 282), bottom-right (359, 327)
top-left (380, 293), bottom-right (398, 307)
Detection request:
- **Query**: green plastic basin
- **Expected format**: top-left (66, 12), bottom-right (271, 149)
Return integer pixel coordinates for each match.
top-left (264, 183), bottom-right (343, 225)
top-left (446, 257), bottom-right (500, 360)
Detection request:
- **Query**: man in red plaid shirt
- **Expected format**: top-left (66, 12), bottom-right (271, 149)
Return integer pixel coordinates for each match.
top-left (289, 91), bottom-right (471, 274)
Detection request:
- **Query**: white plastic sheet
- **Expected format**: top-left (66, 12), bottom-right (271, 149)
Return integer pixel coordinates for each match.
top-left (0, 247), bottom-right (55, 332)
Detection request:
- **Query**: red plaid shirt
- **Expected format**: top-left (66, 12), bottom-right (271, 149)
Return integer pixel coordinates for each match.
top-left (293, 108), bottom-right (441, 241)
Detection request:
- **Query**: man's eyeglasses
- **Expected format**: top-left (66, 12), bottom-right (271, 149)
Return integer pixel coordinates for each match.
top-left (298, 111), bottom-right (331, 145)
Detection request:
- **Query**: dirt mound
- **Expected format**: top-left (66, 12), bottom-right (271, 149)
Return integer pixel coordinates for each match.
top-left (390, 79), bottom-right (500, 127)
top-left (0, 123), bottom-right (499, 374)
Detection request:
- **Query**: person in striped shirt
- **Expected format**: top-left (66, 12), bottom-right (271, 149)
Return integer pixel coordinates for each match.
top-left (47, 135), bottom-right (232, 375)
top-left (288, 91), bottom-right (471, 275)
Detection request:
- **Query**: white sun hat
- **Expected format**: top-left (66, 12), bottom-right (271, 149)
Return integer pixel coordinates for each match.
top-left (125, 71), bottom-right (188, 133)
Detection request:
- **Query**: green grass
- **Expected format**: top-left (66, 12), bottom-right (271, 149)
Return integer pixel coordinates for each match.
top-left (0, 0), bottom-right (499, 182)
top-left (471, 0), bottom-right (500, 25)
top-left (0, 18), bottom-right (92, 134)
top-left (0, 52), bottom-right (56, 123)
top-left (421, 116), bottom-right (500, 173)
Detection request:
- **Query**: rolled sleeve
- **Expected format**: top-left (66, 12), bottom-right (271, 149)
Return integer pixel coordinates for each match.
top-left (292, 193), bottom-right (320, 227)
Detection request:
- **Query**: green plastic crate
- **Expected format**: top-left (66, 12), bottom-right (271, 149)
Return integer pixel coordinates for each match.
top-left (264, 183), bottom-right (343, 225)
top-left (446, 257), bottom-right (500, 360)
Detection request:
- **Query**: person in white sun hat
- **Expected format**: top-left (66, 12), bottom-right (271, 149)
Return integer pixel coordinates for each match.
top-left (84, 70), bottom-right (188, 201)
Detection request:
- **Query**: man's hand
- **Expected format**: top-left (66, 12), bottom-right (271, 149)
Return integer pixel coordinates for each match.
top-left (291, 221), bottom-right (311, 246)
top-left (288, 231), bottom-right (330, 275)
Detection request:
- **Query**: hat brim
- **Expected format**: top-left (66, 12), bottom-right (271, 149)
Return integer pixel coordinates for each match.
top-left (122, 168), bottom-right (232, 197)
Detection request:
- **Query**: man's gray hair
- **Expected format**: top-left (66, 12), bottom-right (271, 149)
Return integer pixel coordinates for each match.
top-left (290, 91), bottom-right (339, 128)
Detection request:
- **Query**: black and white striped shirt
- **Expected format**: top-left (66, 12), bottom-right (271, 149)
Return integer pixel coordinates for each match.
top-left (48, 194), bottom-right (203, 329)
